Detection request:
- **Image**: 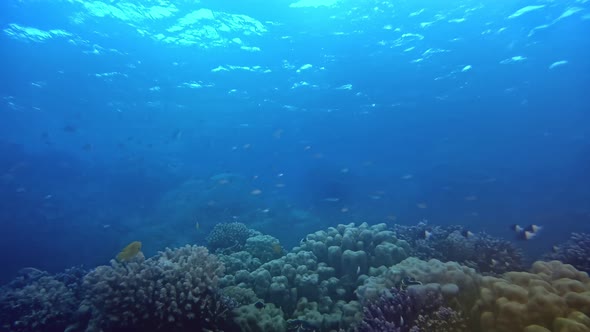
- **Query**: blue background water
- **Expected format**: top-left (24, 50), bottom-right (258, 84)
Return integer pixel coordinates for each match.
top-left (0, 0), bottom-right (589, 284)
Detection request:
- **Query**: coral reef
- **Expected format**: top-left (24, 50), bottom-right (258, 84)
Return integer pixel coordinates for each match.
top-left (358, 285), bottom-right (467, 332)
top-left (472, 260), bottom-right (590, 332)
top-left (545, 232), bottom-right (590, 273)
top-left (81, 245), bottom-right (237, 331)
top-left (4, 221), bottom-right (587, 332)
top-left (233, 302), bottom-right (287, 332)
top-left (358, 288), bottom-right (419, 332)
top-left (357, 257), bottom-right (481, 312)
top-left (0, 268), bottom-right (82, 332)
top-left (219, 222), bottom-right (408, 330)
top-left (297, 222), bottom-right (411, 274)
top-left (207, 222), bottom-right (259, 252)
top-left (245, 234), bottom-right (285, 263)
top-left (411, 305), bottom-right (468, 332)
top-left (393, 222), bottom-right (524, 274)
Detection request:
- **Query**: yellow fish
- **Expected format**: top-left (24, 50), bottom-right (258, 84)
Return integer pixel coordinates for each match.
top-left (116, 241), bottom-right (142, 262)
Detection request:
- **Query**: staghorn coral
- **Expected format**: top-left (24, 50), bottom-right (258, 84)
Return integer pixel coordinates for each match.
top-left (82, 245), bottom-right (237, 331)
top-left (0, 268), bottom-right (82, 332)
top-left (472, 260), bottom-right (590, 332)
top-left (545, 232), bottom-right (590, 273)
top-left (358, 285), bottom-right (462, 332)
top-left (358, 288), bottom-right (417, 332)
top-left (207, 222), bottom-right (258, 253)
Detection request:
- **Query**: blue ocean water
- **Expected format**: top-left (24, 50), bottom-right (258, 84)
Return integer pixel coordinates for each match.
top-left (0, 0), bottom-right (588, 288)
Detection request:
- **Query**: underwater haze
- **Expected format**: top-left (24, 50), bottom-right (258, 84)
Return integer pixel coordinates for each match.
top-left (0, 0), bottom-right (589, 330)
top-left (1, 0), bottom-right (589, 280)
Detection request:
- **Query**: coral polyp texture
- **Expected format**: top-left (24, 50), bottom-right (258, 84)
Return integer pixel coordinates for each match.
top-left (218, 222), bottom-right (410, 330)
top-left (207, 222), bottom-right (258, 252)
top-left (472, 260), bottom-right (590, 332)
top-left (81, 245), bottom-right (236, 331)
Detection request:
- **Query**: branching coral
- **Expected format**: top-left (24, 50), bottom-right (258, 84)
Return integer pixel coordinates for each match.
top-left (359, 288), bottom-right (418, 332)
top-left (393, 222), bottom-right (524, 274)
top-left (0, 268), bottom-right (82, 332)
top-left (82, 245), bottom-right (237, 331)
top-left (358, 286), bottom-right (466, 332)
top-left (545, 232), bottom-right (590, 273)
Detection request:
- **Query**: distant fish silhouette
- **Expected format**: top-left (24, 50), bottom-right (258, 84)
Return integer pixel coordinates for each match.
top-left (461, 230), bottom-right (475, 239)
top-left (420, 230), bottom-right (433, 240)
top-left (62, 124), bottom-right (77, 133)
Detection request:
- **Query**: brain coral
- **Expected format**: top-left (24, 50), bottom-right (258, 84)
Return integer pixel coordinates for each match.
top-left (472, 260), bottom-right (590, 332)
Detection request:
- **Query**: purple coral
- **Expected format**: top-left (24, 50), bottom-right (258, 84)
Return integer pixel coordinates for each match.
top-left (545, 232), bottom-right (590, 273)
top-left (359, 288), bottom-right (417, 332)
top-left (358, 286), bottom-right (467, 332)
